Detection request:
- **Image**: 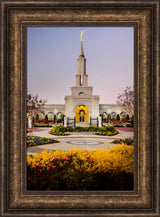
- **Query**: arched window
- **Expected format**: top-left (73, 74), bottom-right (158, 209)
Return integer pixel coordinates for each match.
top-left (111, 112), bottom-right (117, 120)
top-left (48, 112), bottom-right (54, 121)
top-left (57, 112), bottom-right (63, 120)
top-left (79, 92), bottom-right (84, 96)
top-left (120, 112), bottom-right (127, 120)
top-left (39, 112), bottom-right (45, 120)
top-left (102, 112), bottom-right (107, 120)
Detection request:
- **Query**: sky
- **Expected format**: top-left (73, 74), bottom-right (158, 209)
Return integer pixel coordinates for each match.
top-left (27, 27), bottom-right (133, 104)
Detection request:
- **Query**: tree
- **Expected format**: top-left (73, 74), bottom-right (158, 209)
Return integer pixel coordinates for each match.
top-left (116, 86), bottom-right (134, 117)
top-left (27, 94), bottom-right (47, 117)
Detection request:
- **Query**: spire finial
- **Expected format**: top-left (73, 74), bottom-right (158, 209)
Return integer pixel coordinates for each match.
top-left (79, 30), bottom-right (86, 56)
top-left (80, 30), bottom-right (86, 41)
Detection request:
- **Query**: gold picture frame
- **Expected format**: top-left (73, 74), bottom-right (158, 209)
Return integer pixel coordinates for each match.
top-left (0, 0), bottom-right (159, 216)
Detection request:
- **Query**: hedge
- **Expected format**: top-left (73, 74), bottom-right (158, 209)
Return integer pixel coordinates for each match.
top-left (34, 123), bottom-right (53, 127)
top-left (49, 125), bottom-right (118, 136)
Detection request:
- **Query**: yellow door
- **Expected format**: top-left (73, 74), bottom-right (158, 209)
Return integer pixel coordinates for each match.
top-left (75, 105), bottom-right (89, 122)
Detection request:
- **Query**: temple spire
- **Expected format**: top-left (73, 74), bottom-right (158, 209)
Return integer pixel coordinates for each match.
top-left (76, 30), bottom-right (88, 86)
top-left (79, 41), bottom-right (84, 56)
top-left (79, 30), bottom-right (86, 56)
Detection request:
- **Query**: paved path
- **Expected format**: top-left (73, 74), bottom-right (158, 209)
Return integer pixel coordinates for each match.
top-left (27, 127), bottom-right (133, 155)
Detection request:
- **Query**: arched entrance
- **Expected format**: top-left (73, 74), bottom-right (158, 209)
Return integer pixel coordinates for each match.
top-left (75, 105), bottom-right (89, 122)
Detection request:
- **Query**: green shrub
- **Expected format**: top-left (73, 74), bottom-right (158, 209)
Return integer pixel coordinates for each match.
top-left (126, 123), bottom-right (133, 127)
top-left (96, 131), bottom-right (118, 136)
top-left (49, 125), bottom-right (118, 136)
top-left (66, 126), bottom-right (75, 132)
top-left (34, 123), bottom-right (53, 127)
top-left (48, 125), bottom-right (66, 136)
top-left (113, 124), bottom-right (125, 127)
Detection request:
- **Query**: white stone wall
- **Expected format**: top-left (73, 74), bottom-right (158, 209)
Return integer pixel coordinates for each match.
top-left (71, 86), bottom-right (93, 96)
top-left (99, 104), bottom-right (122, 115)
top-left (65, 96), bottom-right (99, 121)
top-left (42, 104), bottom-right (65, 115)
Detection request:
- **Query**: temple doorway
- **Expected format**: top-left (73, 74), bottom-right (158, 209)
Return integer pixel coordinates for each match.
top-left (75, 105), bottom-right (89, 122)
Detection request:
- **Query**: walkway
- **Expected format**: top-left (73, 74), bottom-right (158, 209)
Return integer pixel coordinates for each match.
top-left (27, 127), bottom-right (134, 155)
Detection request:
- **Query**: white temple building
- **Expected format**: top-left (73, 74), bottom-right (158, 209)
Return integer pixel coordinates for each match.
top-left (41, 32), bottom-right (126, 125)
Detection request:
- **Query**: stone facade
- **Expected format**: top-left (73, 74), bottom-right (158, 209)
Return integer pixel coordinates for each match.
top-left (42, 104), bottom-right (122, 119)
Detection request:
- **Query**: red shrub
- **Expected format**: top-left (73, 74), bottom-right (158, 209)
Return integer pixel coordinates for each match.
top-left (42, 119), bottom-right (49, 124)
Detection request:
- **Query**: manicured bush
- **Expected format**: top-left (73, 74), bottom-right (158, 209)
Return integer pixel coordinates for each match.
top-left (113, 124), bottom-right (125, 127)
top-left (102, 126), bottom-right (116, 132)
top-left (27, 145), bottom-right (134, 190)
top-left (108, 120), bottom-right (126, 124)
top-left (36, 120), bottom-right (43, 123)
top-left (42, 119), bottom-right (49, 124)
top-left (48, 125), bottom-right (67, 135)
top-left (57, 120), bottom-right (63, 123)
top-left (34, 123), bottom-right (53, 127)
top-left (74, 126), bottom-right (100, 132)
top-left (126, 123), bottom-right (133, 128)
top-left (96, 131), bottom-right (118, 136)
top-left (27, 136), bottom-right (59, 147)
top-left (49, 125), bottom-right (118, 136)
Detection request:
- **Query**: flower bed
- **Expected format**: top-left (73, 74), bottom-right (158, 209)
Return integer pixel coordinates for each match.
top-left (27, 136), bottom-right (59, 147)
top-left (49, 125), bottom-right (119, 136)
top-left (112, 137), bottom-right (134, 145)
top-left (34, 123), bottom-right (53, 127)
top-left (27, 145), bottom-right (134, 190)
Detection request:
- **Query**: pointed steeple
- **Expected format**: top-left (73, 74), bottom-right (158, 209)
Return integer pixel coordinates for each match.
top-left (79, 41), bottom-right (84, 56)
top-left (76, 31), bottom-right (88, 87)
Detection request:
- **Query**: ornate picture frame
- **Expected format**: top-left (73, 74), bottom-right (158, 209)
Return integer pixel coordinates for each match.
top-left (0, 0), bottom-right (159, 216)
